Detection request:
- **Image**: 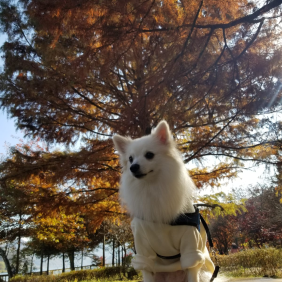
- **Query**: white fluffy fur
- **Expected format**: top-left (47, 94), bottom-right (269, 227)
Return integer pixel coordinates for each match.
top-left (113, 121), bottom-right (209, 282)
top-left (113, 120), bottom-right (196, 224)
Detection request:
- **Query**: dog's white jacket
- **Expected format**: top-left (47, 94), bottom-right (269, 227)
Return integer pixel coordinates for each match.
top-left (131, 217), bottom-right (215, 274)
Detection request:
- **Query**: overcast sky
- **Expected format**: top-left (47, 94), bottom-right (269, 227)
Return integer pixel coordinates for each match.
top-left (0, 33), bottom-right (26, 155)
top-left (0, 111), bottom-right (25, 155)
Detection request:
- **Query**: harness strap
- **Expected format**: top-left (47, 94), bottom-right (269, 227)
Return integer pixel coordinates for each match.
top-left (156, 205), bottom-right (221, 282)
top-left (156, 213), bottom-right (213, 259)
top-left (199, 214), bottom-right (213, 248)
top-left (210, 266), bottom-right (220, 282)
top-left (156, 253), bottom-right (181, 260)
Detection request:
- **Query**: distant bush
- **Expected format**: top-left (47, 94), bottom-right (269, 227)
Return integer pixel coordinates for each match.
top-left (10, 266), bottom-right (140, 282)
top-left (213, 247), bottom-right (282, 278)
top-left (0, 261), bottom-right (6, 273)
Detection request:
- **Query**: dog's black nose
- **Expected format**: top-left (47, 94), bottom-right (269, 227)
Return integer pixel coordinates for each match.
top-left (130, 164), bottom-right (140, 173)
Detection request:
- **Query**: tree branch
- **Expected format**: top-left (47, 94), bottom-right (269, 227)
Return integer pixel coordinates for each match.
top-left (140, 0), bottom-right (282, 32)
top-left (175, 0), bottom-right (203, 61)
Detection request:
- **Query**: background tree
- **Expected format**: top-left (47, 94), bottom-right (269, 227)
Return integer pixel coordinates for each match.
top-left (197, 191), bottom-right (246, 220)
top-left (209, 186), bottom-right (282, 252)
top-left (209, 214), bottom-right (239, 254)
top-left (0, 142), bottom-right (123, 272)
top-left (0, 178), bottom-right (35, 277)
top-left (199, 192), bottom-right (246, 254)
top-left (104, 218), bottom-right (134, 267)
top-left (32, 210), bottom-right (91, 271)
top-left (238, 185), bottom-right (282, 248)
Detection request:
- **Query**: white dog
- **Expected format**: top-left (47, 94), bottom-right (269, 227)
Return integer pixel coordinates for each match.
top-left (113, 121), bottom-right (215, 282)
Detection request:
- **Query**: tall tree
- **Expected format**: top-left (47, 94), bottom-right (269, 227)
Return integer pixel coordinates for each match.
top-left (238, 186), bottom-right (282, 247)
top-left (0, 179), bottom-right (35, 276)
top-left (199, 191), bottom-right (246, 254)
top-left (0, 247), bottom-right (13, 278)
top-left (0, 0), bottom-right (282, 227)
top-left (209, 214), bottom-right (239, 254)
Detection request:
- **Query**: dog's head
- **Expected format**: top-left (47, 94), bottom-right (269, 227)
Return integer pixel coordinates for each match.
top-left (113, 120), bottom-right (176, 180)
top-left (113, 120), bottom-right (195, 221)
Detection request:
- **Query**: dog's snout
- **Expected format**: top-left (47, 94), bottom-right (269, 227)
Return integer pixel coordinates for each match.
top-left (130, 164), bottom-right (140, 173)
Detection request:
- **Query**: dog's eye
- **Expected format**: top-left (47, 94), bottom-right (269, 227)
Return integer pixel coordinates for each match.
top-left (129, 156), bottom-right (133, 163)
top-left (145, 152), bottom-right (155, 160)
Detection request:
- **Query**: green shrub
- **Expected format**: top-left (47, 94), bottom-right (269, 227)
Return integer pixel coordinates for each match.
top-left (212, 248), bottom-right (282, 278)
top-left (10, 266), bottom-right (141, 282)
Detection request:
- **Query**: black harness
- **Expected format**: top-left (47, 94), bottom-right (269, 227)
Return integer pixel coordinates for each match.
top-left (156, 205), bottom-right (220, 282)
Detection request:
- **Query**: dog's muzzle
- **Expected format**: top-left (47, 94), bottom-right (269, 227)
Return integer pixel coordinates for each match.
top-left (130, 164), bottom-right (153, 179)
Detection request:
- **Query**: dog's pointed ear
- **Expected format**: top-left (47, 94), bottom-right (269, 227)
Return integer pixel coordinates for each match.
top-left (153, 120), bottom-right (172, 145)
top-left (113, 135), bottom-right (131, 154)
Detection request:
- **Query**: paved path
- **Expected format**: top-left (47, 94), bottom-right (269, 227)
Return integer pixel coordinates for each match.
top-left (216, 274), bottom-right (282, 282)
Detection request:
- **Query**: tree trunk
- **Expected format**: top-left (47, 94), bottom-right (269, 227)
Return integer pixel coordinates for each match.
top-left (118, 242), bottom-right (120, 266)
top-left (47, 254), bottom-right (50, 275)
top-left (40, 245), bottom-right (44, 275)
top-left (30, 253), bottom-right (34, 274)
top-left (122, 246), bottom-right (124, 266)
top-left (0, 247), bottom-right (13, 278)
top-left (16, 211), bottom-right (22, 274)
top-left (81, 249), bottom-right (83, 270)
top-left (123, 246), bottom-right (127, 267)
top-left (62, 253), bottom-right (65, 273)
top-left (112, 239), bottom-right (115, 267)
top-left (102, 225), bottom-right (105, 266)
top-left (68, 250), bottom-right (75, 271)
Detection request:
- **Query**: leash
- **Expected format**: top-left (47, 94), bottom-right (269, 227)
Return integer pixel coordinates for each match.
top-left (196, 204), bottom-right (221, 282)
top-left (156, 204), bottom-right (222, 282)
top-left (211, 253), bottom-right (220, 282)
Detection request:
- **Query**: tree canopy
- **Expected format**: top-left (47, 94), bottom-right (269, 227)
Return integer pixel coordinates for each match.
top-left (0, 0), bottom-right (282, 244)
top-left (209, 186), bottom-right (282, 252)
